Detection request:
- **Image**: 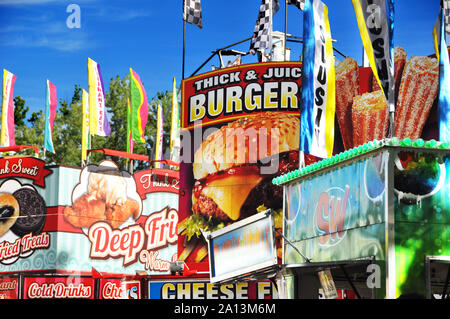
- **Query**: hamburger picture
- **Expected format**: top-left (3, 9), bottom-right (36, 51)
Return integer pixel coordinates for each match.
top-left (178, 112), bottom-right (303, 262)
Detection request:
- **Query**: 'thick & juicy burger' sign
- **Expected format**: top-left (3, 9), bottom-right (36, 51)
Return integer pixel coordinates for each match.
top-left (179, 62), bottom-right (303, 271)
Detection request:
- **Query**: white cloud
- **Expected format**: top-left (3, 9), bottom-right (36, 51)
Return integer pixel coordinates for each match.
top-left (0, 0), bottom-right (61, 5)
top-left (1, 31), bottom-right (92, 51)
top-left (0, 0), bottom-right (96, 5)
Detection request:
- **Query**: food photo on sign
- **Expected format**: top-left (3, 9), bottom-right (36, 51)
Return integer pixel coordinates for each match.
top-left (177, 62), bottom-right (318, 270)
top-left (63, 160), bottom-right (142, 231)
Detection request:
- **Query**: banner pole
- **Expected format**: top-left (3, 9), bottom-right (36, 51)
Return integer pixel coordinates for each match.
top-left (284, 0), bottom-right (287, 61)
top-left (182, 20), bottom-right (186, 80)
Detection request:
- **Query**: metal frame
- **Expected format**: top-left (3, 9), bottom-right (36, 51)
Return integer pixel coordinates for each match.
top-left (207, 210), bottom-right (278, 284)
top-left (425, 255), bottom-right (450, 299)
top-left (384, 149), bottom-right (396, 299)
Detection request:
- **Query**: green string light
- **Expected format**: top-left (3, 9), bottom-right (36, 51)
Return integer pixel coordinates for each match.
top-left (413, 138), bottom-right (425, 147)
top-left (272, 139), bottom-right (450, 185)
top-left (426, 139), bottom-right (437, 148)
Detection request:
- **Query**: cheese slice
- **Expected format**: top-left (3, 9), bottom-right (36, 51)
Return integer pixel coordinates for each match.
top-left (200, 173), bottom-right (263, 221)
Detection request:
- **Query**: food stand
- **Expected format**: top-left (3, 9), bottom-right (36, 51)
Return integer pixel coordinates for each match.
top-left (0, 149), bottom-right (180, 299)
top-left (274, 138), bottom-right (450, 299)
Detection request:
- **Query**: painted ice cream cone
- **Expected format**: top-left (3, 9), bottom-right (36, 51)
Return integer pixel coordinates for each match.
top-left (335, 57), bottom-right (360, 150)
top-left (352, 90), bottom-right (389, 147)
top-left (394, 56), bottom-right (439, 139)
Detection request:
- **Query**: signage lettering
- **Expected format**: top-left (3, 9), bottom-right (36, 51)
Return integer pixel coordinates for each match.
top-left (315, 185), bottom-right (350, 246)
top-left (27, 282), bottom-right (92, 299)
top-left (88, 207), bottom-right (178, 267)
top-left (182, 63), bottom-right (302, 129)
top-left (0, 157), bottom-right (52, 187)
top-left (0, 233), bottom-right (50, 262)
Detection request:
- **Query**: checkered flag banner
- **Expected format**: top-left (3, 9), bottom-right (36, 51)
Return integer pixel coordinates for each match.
top-left (249, 0), bottom-right (280, 55)
top-left (444, 0), bottom-right (450, 34)
top-left (183, 0), bottom-right (202, 28)
top-left (288, 0), bottom-right (305, 11)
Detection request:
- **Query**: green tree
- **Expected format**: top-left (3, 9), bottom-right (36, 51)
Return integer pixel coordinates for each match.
top-left (13, 96), bottom-right (29, 127)
top-left (6, 76), bottom-right (176, 171)
top-left (99, 74), bottom-right (173, 171)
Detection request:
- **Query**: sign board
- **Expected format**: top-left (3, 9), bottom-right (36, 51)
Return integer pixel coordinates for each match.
top-left (208, 211), bottom-right (278, 283)
top-left (317, 269), bottom-right (338, 299)
top-left (148, 280), bottom-right (277, 299)
top-left (0, 277), bottom-right (19, 299)
top-left (23, 276), bottom-right (95, 299)
top-left (179, 61), bottom-right (305, 273)
top-left (0, 159), bottom-right (179, 276)
top-left (284, 152), bottom-right (387, 264)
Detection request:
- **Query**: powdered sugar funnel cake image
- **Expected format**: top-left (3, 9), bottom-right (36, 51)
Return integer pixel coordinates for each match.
top-left (393, 152), bottom-right (446, 205)
top-left (63, 160), bottom-right (142, 233)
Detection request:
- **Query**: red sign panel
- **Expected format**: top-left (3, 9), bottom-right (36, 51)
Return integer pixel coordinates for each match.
top-left (133, 168), bottom-right (179, 199)
top-left (0, 157), bottom-right (52, 187)
top-left (0, 277), bottom-right (19, 299)
top-left (23, 277), bottom-right (94, 299)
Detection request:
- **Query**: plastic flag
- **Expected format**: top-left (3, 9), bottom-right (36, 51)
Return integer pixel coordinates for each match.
top-left (129, 68), bottom-right (149, 143)
top-left (1, 69), bottom-right (17, 147)
top-left (434, 9), bottom-right (450, 141)
top-left (154, 103), bottom-right (164, 169)
top-left (44, 80), bottom-right (57, 153)
top-left (88, 58), bottom-right (111, 136)
top-left (300, 0), bottom-right (335, 158)
top-left (81, 89), bottom-right (90, 162)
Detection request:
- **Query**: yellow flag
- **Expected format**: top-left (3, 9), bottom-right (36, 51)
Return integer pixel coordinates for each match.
top-left (81, 89), bottom-right (90, 161)
top-left (154, 104), bottom-right (164, 168)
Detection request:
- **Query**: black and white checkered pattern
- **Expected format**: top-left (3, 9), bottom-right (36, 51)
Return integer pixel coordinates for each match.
top-left (249, 0), bottom-right (280, 55)
top-left (287, 0), bottom-right (304, 11)
top-left (444, 0), bottom-right (450, 34)
top-left (183, 0), bottom-right (202, 28)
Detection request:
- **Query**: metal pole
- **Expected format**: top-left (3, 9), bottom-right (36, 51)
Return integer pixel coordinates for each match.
top-left (284, 0), bottom-right (287, 61)
top-left (182, 20), bottom-right (186, 80)
top-left (339, 264), bottom-right (361, 299)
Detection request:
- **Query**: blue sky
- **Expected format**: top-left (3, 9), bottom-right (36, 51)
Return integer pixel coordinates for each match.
top-left (0, 0), bottom-right (442, 116)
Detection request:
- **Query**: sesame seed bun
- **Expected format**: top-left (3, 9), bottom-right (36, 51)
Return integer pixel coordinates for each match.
top-left (193, 112), bottom-right (300, 180)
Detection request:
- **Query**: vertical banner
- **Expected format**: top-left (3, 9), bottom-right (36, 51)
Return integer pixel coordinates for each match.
top-left (44, 80), bottom-right (57, 153)
top-left (154, 104), bottom-right (163, 169)
top-left (170, 77), bottom-right (180, 162)
top-left (1, 69), bottom-right (17, 147)
top-left (126, 97), bottom-right (135, 154)
top-left (434, 9), bottom-right (450, 142)
top-left (81, 89), bottom-right (90, 162)
top-left (249, 0), bottom-right (280, 56)
top-left (300, 0), bottom-right (335, 158)
top-left (129, 68), bottom-right (149, 143)
top-left (183, 0), bottom-right (203, 28)
top-left (87, 58), bottom-right (111, 137)
top-left (352, 0), bottom-right (394, 112)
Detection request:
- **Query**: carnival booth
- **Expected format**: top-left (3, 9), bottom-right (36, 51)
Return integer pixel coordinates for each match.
top-left (0, 147), bottom-right (180, 299)
top-left (274, 138), bottom-right (450, 299)
top-left (178, 41), bottom-right (450, 298)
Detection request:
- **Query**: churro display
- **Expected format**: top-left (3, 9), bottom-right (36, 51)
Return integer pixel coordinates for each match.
top-left (394, 56), bottom-right (439, 140)
top-left (393, 46), bottom-right (407, 94)
top-left (335, 57), bottom-right (360, 150)
top-left (334, 46), bottom-right (440, 150)
top-left (352, 90), bottom-right (389, 147)
top-left (371, 46), bottom-right (407, 96)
